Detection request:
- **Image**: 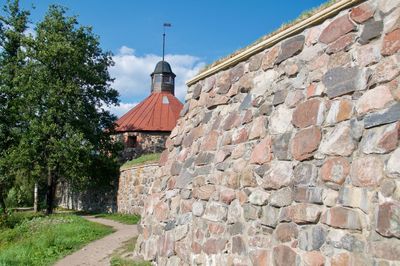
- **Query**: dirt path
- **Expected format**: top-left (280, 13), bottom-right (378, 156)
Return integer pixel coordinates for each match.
top-left (55, 216), bottom-right (139, 266)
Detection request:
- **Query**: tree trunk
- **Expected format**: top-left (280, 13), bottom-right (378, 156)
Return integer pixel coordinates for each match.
top-left (46, 168), bottom-right (55, 215)
top-left (0, 191), bottom-right (6, 215)
top-left (34, 182), bottom-right (38, 212)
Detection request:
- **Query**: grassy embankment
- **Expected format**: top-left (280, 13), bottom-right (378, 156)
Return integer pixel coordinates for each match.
top-left (94, 213), bottom-right (141, 225)
top-left (120, 153), bottom-right (161, 170)
top-left (0, 212), bottom-right (113, 266)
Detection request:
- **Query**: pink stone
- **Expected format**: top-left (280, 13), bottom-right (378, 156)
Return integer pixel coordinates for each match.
top-left (382, 28), bottom-right (400, 56)
top-left (291, 126), bottom-right (322, 161)
top-left (273, 245), bottom-right (298, 266)
top-left (232, 127), bottom-right (249, 144)
top-left (351, 156), bottom-right (384, 187)
top-left (356, 85), bottom-right (395, 115)
top-left (376, 201), bottom-right (400, 238)
top-left (292, 98), bottom-right (324, 128)
top-left (321, 157), bottom-right (350, 185)
top-left (303, 251), bottom-right (325, 266)
top-left (350, 3), bottom-right (375, 23)
top-left (202, 238), bottom-right (227, 254)
top-left (326, 99), bottom-right (353, 124)
top-left (250, 249), bottom-right (271, 266)
top-left (249, 116), bottom-right (267, 140)
top-left (355, 43), bottom-right (380, 67)
top-left (154, 201), bottom-right (169, 221)
top-left (321, 206), bottom-right (361, 230)
top-left (319, 15), bottom-right (356, 44)
top-left (220, 188), bottom-right (236, 204)
top-left (159, 150), bottom-right (169, 166)
top-left (305, 26), bottom-right (322, 46)
top-left (193, 185), bottom-right (216, 200)
top-left (250, 136), bottom-right (273, 165)
top-left (326, 33), bottom-right (356, 54)
top-left (262, 45), bottom-right (279, 70)
top-left (279, 203), bottom-right (322, 224)
top-left (201, 130), bottom-right (219, 151)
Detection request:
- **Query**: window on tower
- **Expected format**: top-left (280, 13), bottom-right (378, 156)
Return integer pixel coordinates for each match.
top-left (162, 76), bottom-right (174, 84)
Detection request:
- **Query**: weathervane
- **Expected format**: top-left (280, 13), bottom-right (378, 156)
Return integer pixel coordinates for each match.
top-left (163, 23), bottom-right (171, 62)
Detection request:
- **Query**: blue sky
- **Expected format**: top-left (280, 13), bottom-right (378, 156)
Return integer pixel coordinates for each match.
top-left (21, 0), bottom-right (327, 116)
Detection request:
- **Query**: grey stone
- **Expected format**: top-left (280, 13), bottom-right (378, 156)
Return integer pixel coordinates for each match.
top-left (165, 220), bottom-right (176, 231)
top-left (294, 186), bottom-right (324, 204)
top-left (180, 102), bottom-right (189, 117)
top-left (338, 186), bottom-right (370, 212)
top-left (239, 93), bottom-right (253, 111)
top-left (272, 133), bottom-right (291, 160)
top-left (175, 170), bottom-right (194, 189)
top-left (273, 89), bottom-right (288, 106)
top-left (177, 213), bottom-right (193, 225)
top-left (387, 147), bottom-right (400, 178)
top-left (254, 164), bottom-right (270, 177)
top-left (202, 111), bottom-right (213, 124)
top-left (322, 67), bottom-right (361, 99)
top-left (350, 118), bottom-right (364, 141)
top-left (170, 162), bottom-right (182, 176)
top-left (228, 199), bottom-right (244, 224)
top-left (364, 103), bottom-right (400, 129)
top-left (293, 163), bottom-right (317, 186)
top-left (192, 84), bottom-right (202, 100)
top-left (249, 53), bottom-right (263, 72)
top-left (192, 201), bottom-right (204, 217)
top-left (359, 19), bottom-right (383, 44)
top-left (248, 189), bottom-right (270, 206)
top-left (194, 165), bottom-right (212, 176)
top-left (298, 225), bottom-right (327, 251)
top-left (260, 205), bottom-right (280, 227)
top-left (341, 234), bottom-right (365, 252)
top-left (276, 35), bottom-right (305, 64)
top-left (257, 102), bottom-right (273, 116)
top-left (183, 157), bottom-right (195, 169)
top-left (360, 122), bottom-right (399, 154)
top-left (269, 187), bottom-right (293, 207)
top-left (195, 152), bottom-right (215, 166)
top-left (243, 203), bottom-right (261, 220)
top-left (204, 201), bottom-right (227, 222)
top-left (229, 222), bottom-right (244, 235)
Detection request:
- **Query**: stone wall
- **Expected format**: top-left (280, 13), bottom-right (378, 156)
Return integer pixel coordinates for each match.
top-left (135, 0), bottom-right (400, 265)
top-left (57, 180), bottom-right (117, 213)
top-left (118, 163), bottom-right (161, 214)
top-left (113, 131), bottom-right (170, 161)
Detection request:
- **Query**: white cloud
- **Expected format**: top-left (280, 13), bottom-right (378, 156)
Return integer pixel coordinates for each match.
top-left (109, 46), bottom-right (206, 116)
top-left (105, 102), bottom-right (138, 118)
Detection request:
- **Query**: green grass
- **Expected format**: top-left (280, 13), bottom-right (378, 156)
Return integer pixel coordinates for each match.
top-left (110, 257), bottom-right (151, 266)
top-left (121, 153), bottom-right (161, 169)
top-left (94, 213), bottom-right (141, 225)
top-left (110, 237), bottom-right (151, 266)
top-left (0, 213), bottom-right (113, 266)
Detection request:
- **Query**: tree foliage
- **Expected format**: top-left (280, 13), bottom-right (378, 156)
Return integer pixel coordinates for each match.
top-left (0, 1), bottom-right (121, 214)
top-left (0, 0), bottom-right (30, 213)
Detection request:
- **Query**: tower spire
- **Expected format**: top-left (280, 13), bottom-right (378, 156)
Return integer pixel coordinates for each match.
top-left (162, 23), bottom-right (171, 61)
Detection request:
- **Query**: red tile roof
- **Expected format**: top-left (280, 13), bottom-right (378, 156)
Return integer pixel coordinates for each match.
top-left (115, 92), bottom-right (183, 132)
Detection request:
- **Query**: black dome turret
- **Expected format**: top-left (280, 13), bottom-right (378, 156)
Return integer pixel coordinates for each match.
top-left (151, 61), bottom-right (176, 77)
top-left (150, 60), bottom-right (176, 95)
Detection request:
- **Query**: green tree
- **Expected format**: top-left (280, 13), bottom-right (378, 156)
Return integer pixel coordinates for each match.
top-left (0, 0), bottom-right (30, 214)
top-left (13, 5), bottom-right (120, 214)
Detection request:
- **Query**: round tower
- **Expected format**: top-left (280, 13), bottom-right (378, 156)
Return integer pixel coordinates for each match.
top-left (151, 60), bottom-right (176, 95)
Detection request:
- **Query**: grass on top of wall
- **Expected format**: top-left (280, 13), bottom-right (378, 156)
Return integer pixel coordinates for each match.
top-left (121, 153), bottom-right (161, 170)
top-left (94, 213), bottom-right (141, 225)
top-left (0, 213), bottom-right (113, 266)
